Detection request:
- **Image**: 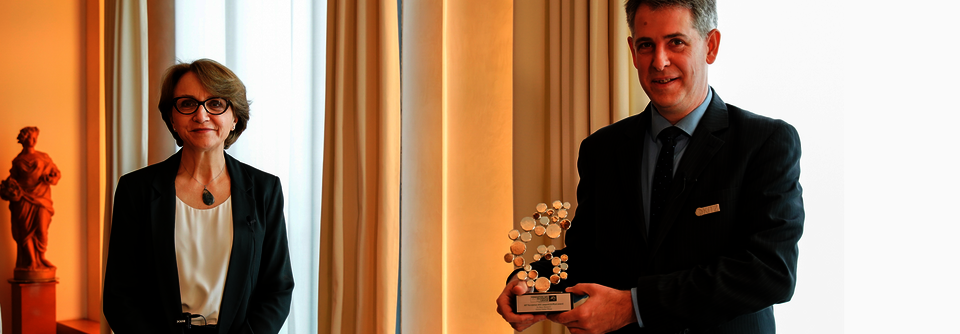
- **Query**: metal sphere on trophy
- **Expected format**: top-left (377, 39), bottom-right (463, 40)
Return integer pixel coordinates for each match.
top-left (504, 200), bottom-right (573, 313)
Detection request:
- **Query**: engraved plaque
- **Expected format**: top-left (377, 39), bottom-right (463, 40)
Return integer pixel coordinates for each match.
top-left (515, 292), bottom-right (573, 313)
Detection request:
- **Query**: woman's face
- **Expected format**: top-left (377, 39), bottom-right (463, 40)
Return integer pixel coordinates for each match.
top-left (18, 132), bottom-right (37, 149)
top-left (170, 71), bottom-right (237, 152)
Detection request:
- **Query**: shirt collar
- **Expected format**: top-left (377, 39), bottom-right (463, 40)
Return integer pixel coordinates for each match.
top-left (650, 87), bottom-right (712, 138)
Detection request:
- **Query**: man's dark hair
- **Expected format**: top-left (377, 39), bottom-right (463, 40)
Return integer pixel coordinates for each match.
top-left (624, 0), bottom-right (717, 39)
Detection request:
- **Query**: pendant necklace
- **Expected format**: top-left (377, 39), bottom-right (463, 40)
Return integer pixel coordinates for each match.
top-left (190, 162), bottom-right (226, 206)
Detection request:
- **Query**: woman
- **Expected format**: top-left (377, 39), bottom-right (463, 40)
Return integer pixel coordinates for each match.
top-left (1, 126), bottom-right (60, 280)
top-left (103, 59), bottom-right (294, 333)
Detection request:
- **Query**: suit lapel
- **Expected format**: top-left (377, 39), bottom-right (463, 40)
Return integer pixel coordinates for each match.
top-left (216, 153), bottom-right (258, 333)
top-left (149, 151), bottom-right (186, 322)
top-left (623, 110), bottom-right (651, 243)
top-left (651, 91), bottom-right (729, 252)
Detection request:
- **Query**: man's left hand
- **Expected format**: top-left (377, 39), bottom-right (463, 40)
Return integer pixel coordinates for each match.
top-left (546, 283), bottom-right (637, 334)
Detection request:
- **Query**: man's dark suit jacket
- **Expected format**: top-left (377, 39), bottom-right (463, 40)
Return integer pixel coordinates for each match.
top-left (553, 90), bottom-right (803, 333)
top-left (103, 151), bottom-right (294, 334)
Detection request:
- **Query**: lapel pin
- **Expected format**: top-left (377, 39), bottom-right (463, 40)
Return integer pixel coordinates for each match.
top-left (695, 204), bottom-right (720, 217)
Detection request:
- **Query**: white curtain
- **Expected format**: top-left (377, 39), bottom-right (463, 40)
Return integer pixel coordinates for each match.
top-left (103, 1), bottom-right (155, 332)
top-left (174, 0), bottom-right (327, 332)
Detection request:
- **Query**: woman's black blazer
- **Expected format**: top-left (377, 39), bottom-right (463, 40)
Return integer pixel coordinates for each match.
top-left (103, 151), bottom-right (294, 333)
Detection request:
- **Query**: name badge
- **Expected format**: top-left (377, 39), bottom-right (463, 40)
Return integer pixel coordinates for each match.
top-left (695, 204), bottom-right (720, 217)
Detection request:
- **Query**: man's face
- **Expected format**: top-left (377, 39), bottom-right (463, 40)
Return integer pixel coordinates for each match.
top-left (628, 5), bottom-right (719, 120)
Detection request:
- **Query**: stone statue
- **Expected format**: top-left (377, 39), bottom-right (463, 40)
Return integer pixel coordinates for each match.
top-left (1, 126), bottom-right (60, 281)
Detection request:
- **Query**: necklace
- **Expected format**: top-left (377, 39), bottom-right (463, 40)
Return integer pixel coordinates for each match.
top-left (189, 163), bottom-right (226, 206)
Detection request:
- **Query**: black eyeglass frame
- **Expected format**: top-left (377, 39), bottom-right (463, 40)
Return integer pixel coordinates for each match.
top-left (173, 97), bottom-right (233, 116)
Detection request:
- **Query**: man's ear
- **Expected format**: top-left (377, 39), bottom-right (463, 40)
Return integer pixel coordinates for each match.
top-left (705, 29), bottom-right (721, 64)
top-left (627, 36), bottom-right (639, 69)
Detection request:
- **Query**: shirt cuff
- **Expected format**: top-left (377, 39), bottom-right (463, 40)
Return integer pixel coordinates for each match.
top-left (631, 287), bottom-right (644, 327)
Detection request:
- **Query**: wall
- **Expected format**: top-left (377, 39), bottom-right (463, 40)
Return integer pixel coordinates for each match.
top-left (0, 1), bottom-right (91, 332)
top-left (708, 1), bottom-right (845, 332)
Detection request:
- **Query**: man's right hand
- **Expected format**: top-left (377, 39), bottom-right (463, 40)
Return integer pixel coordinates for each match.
top-left (496, 277), bottom-right (546, 331)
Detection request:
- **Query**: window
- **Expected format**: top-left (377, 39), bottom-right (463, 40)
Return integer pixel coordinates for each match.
top-left (175, 0), bottom-right (327, 332)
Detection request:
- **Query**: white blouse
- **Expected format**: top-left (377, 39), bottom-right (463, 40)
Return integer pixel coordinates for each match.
top-left (175, 196), bottom-right (234, 326)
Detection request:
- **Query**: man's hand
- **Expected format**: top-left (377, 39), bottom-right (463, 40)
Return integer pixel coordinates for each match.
top-left (546, 283), bottom-right (637, 334)
top-left (496, 277), bottom-right (547, 331)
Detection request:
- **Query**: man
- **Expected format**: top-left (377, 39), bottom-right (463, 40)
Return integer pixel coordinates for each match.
top-left (496, 0), bottom-right (803, 333)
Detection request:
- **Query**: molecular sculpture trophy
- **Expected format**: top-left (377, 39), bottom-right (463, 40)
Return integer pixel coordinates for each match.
top-left (505, 200), bottom-right (573, 313)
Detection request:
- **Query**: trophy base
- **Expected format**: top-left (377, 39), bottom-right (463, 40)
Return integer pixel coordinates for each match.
top-left (514, 292), bottom-right (573, 314)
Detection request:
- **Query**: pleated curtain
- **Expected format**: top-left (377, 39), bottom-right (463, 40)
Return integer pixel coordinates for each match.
top-left (318, 0), bottom-right (400, 333)
top-left (102, 1), bottom-right (175, 332)
top-left (400, 0), bottom-right (646, 333)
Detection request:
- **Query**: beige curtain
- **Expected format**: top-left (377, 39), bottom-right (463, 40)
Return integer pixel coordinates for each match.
top-left (317, 0), bottom-right (400, 333)
top-left (400, 1), bottom-right (516, 333)
top-left (512, 1), bottom-right (646, 333)
top-left (400, 0), bottom-right (647, 333)
top-left (102, 1), bottom-right (175, 333)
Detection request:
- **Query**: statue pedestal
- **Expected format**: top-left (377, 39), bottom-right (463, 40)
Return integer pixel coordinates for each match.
top-left (14, 267), bottom-right (56, 281)
top-left (8, 279), bottom-right (57, 334)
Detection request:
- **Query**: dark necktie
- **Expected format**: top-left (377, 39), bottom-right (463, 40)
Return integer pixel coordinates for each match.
top-left (650, 126), bottom-right (684, 236)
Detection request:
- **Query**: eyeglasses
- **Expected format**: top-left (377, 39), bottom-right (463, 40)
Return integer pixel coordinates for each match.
top-left (173, 97), bottom-right (232, 115)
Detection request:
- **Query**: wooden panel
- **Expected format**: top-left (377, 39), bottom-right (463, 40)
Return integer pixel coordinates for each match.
top-left (10, 281), bottom-right (57, 334)
top-left (56, 319), bottom-right (100, 334)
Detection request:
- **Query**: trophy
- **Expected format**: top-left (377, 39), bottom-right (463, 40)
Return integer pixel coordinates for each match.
top-left (505, 200), bottom-right (574, 313)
